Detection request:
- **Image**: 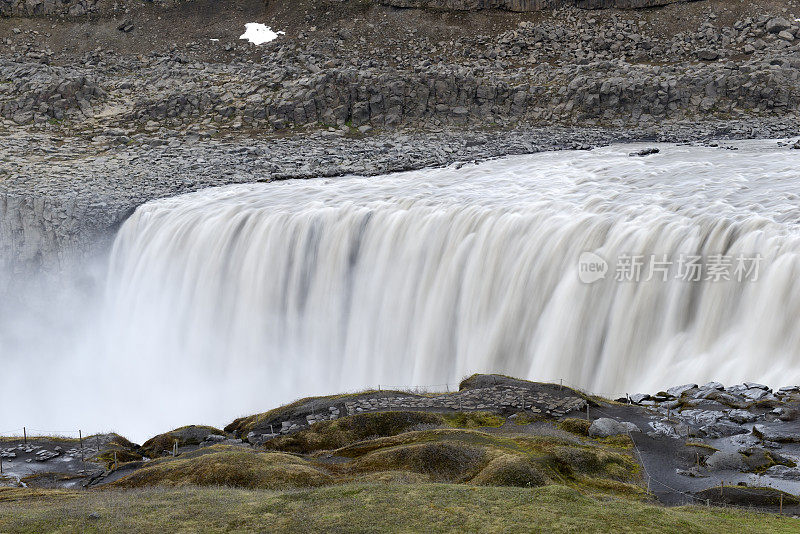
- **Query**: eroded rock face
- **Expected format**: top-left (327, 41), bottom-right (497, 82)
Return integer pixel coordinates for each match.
top-left (0, 0), bottom-right (99, 17)
top-left (376, 0), bottom-right (683, 11)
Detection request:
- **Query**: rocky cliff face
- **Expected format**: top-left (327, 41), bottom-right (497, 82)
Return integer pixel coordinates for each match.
top-left (377, 0), bottom-right (683, 11)
top-left (0, 0), bottom-right (696, 18)
top-left (0, 0), bottom-right (99, 17)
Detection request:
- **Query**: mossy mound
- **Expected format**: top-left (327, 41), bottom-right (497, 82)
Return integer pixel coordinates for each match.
top-left (265, 411), bottom-right (505, 455)
top-left (112, 447), bottom-right (332, 490)
top-left (695, 485), bottom-right (800, 507)
top-left (328, 427), bottom-right (640, 493)
top-left (442, 411), bottom-right (504, 429)
top-left (557, 418), bottom-right (592, 436)
top-left (93, 434), bottom-right (144, 468)
top-left (351, 441), bottom-right (488, 483)
top-left (140, 425), bottom-right (224, 458)
top-left (470, 454), bottom-right (549, 487)
top-left (550, 446), bottom-right (636, 481)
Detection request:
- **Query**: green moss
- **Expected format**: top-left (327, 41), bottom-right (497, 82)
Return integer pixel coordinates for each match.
top-left (3, 483), bottom-right (799, 533)
top-left (685, 442), bottom-right (718, 452)
top-left (350, 441), bottom-right (487, 483)
top-left (558, 418), bottom-right (592, 436)
top-left (442, 412), bottom-right (504, 429)
top-left (93, 434), bottom-right (144, 468)
top-left (112, 448), bottom-right (331, 490)
top-left (140, 425), bottom-right (224, 458)
top-left (470, 454), bottom-right (549, 487)
top-left (511, 412), bottom-right (545, 425)
top-left (550, 446), bottom-right (639, 482)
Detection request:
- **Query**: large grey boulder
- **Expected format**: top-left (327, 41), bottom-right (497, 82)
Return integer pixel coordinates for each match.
top-left (702, 421), bottom-right (748, 439)
top-left (588, 418), bottom-right (639, 438)
top-left (667, 383), bottom-right (697, 397)
top-left (753, 425), bottom-right (800, 443)
top-left (766, 17), bottom-right (792, 34)
top-left (705, 450), bottom-right (746, 471)
top-left (728, 410), bottom-right (757, 424)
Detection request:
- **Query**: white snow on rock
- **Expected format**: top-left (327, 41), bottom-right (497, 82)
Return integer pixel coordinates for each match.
top-left (239, 23), bottom-right (285, 45)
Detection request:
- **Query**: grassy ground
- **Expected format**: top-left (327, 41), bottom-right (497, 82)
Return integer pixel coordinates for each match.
top-left (1, 483), bottom-right (797, 533)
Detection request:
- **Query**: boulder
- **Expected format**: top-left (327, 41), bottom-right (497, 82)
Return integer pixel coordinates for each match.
top-left (766, 17), bottom-right (792, 34)
top-left (753, 425), bottom-right (800, 443)
top-left (742, 388), bottom-right (771, 401)
top-left (696, 49), bottom-right (719, 61)
top-left (701, 421), bottom-right (748, 439)
top-left (588, 418), bottom-right (639, 438)
top-left (705, 450), bottom-right (746, 471)
top-left (728, 410), bottom-right (757, 424)
top-left (667, 383), bottom-right (697, 397)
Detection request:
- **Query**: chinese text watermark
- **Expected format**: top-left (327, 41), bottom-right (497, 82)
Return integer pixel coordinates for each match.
top-left (578, 253), bottom-right (762, 284)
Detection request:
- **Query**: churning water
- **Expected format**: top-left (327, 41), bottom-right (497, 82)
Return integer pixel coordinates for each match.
top-left (4, 141), bottom-right (800, 440)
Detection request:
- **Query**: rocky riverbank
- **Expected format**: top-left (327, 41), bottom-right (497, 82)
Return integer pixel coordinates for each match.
top-left (4, 124), bottom-right (799, 276)
top-left (3, 374), bottom-right (800, 513)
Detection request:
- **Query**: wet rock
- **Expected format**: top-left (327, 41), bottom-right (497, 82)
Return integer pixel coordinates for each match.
top-left (773, 407), bottom-right (798, 421)
top-left (701, 421), bottom-right (747, 439)
top-left (677, 466), bottom-right (707, 478)
top-left (753, 424), bottom-right (800, 443)
top-left (728, 409), bottom-right (757, 424)
top-left (34, 450), bottom-right (60, 461)
top-left (765, 465), bottom-right (800, 480)
top-left (648, 420), bottom-right (679, 438)
top-left (667, 384), bottom-right (697, 397)
top-left (629, 147), bottom-right (659, 157)
top-left (742, 388), bottom-right (771, 401)
top-left (681, 409), bottom-right (723, 426)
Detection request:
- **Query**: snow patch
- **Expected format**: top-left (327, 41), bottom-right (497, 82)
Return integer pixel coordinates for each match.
top-left (239, 23), bottom-right (285, 45)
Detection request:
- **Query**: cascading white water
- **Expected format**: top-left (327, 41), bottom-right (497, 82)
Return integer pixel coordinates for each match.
top-left (4, 141), bottom-right (800, 441)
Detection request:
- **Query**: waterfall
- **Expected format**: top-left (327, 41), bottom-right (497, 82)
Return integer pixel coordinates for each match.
top-left (4, 141), bottom-right (800, 441)
top-left (105, 142), bottom-right (800, 409)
